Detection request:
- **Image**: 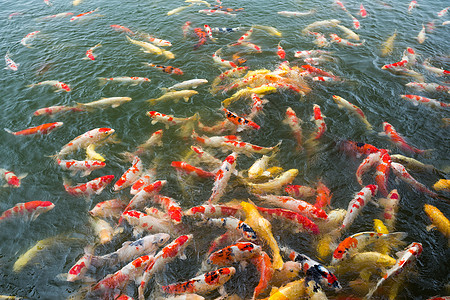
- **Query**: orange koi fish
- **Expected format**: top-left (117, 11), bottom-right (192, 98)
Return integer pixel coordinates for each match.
top-left (283, 107), bottom-right (303, 151)
top-left (162, 267), bottom-right (235, 294)
top-left (129, 171), bottom-right (156, 195)
top-left (391, 162), bottom-right (439, 198)
top-left (171, 161), bottom-right (215, 178)
top-left (315, 180), bottom-right (332, 209)
top-left (381, 122), bottom-right (427, 155)
top-left (114, 156), bottom-right (143, 191)
top-left (424, 204), bottom-right (450, 240)
top-left (251, 251), bottom-right (274, 299)
top-left (194, 27), bottom-right (207, 49)
top-left (110, 24), bottom-right (134, 35)
top-left (64, 175), bottom-right (114, 198)
top-left (302, 64), bottom-right (337, 78)
top-left (257, 206), bottom-right (319, 234)
top-left (57, 158), bottom-right (105, 177)
top-left (208, 242), bottom-right (262, 265)
top-left (223, 107), bottom-right (260, 130)
top-left (341, 184), bottom-right (378, 230)
top-left (285, 185), bottom-right (316, 198)
top-left (89, 198), bottom-right (127, 218)
top-left (400, 94), bottom-right (450, 109)
top-left (144, 63), bottom-right (183, 75)
top-left (0, 169), bottom-right (27, 188)
top-left (339, 140), bottom-right (380, 158)
top-left (375, 149), bottom-right (391, 197)
top-left (0, 200), bottom-right (54, 223)
top-left (277, 42), bottom-right (286, 59)
top-left (138, 235), bottom-right (193, 300)
top-left (4, 122), bottom-right (63, 136)
top-left (33, 105), bottom-right (85, 116)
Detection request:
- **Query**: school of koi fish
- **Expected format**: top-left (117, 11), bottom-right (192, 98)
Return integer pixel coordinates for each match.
top-left (1, 0), bottom-right (449, 299)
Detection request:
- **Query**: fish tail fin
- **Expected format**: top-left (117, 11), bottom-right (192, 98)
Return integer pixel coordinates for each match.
top-left (146, 99), bottom-right (156, 105)
top-left (385, 231), bottom-right (408, 247)
top-left (4, 128), bottom-right (15, 135)
top-left (420, 149), bottom-right (434, 158)
top-left (97, 77), bottom-right (108, 85)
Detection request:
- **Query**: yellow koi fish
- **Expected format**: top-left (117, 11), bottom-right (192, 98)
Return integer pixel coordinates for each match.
top-left (147, 90), bottom-right (198, 105)
top-left (424, 204), bottom-right (450, 243)
top-left (381, 30), bottom-right (397, 57)
top-left (246, 169), bottom-right (298, 194)
top-left (86, 144), bottom-right (105, 161)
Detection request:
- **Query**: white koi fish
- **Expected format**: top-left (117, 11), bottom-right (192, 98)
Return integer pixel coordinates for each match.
top-left (198, 9), bottom-right (236, 16)
top-left (336, 24), bottom-right (360, 41)
top-left (57, 127), bottom-right (115, 157)
top-left (246, 169), bottom-right (299, 194)
top-left (167, 5), bottom-right (192, 16)
top-left (27, 80), bottom-right (71, 92)
top-left (77, 97), bottom-right (132, 109)
top-left (329, 33), bottom-right (365, 46)
top-left (405, 82), bottom-right (449, 93)
top-left (416, 24), bottom-right (426, 43)
top-left (302, 19), bottom-right (340, 34)
top-left (147, 111), bottom-right (199, 129)
top-left (57, 158), bottom-right (105, 177)
top-left (278, 10), bottom-right (316, 17)
top-left (147, 90), bottom-right (198, 105)
top-left (69, 8), bottom-right (100, 22)
top-left (437, 6), bottom-right (450, 17)
top-left (165, 79), bottom-right (208, 91)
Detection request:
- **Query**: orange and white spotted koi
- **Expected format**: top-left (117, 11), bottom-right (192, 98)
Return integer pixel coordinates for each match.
top-left (190, 146), bottom-right (223, 167)
top-left (198, 9), bottom-right (237, 16)
top-left (302, 64), bottom-right (336, 79)
top-left (208, 242), bottom-right (262, 265)
top-left (121, 210), bottom-right (174, 237)
top-left (67, 246), bottom-right (94, 281)
top-left (350, 14), bottom-right (360, 29)
top-left (341, 184), bottom-right (378, 230)
top-left (129, 170), bottom-right (156, 195)
top-left (356, 151), bottom-right (382, 185)
top-left (0, 169), bottom-right (26, 188)
top-left (69, 8), bottom-right (99, 22)
top-left (152, 195), bottom-right (183, 224)
top-left (213, 48), bottom-right (237, 68)
top-left (138, 235), bottom-right (193, 300)
top-left (329, 33), bottom-right (364, 46)
top-left (57, 127), bottom-right (115, 157)
top-left (203, 24), bottom-right (215, 40)
top-left (381, 122), bottom-right (428, 155)
top-left (4, 122), bottom-right (63, 136)
top-left (27, 80), bottom-right (71, 92)
top-left (257, 206), bottom-right (319, 234)
top-left (0, 200), bottom-right (54, 223)
top-left (285, 185), bottom-right (316, 198)
top-left (33, 105), bottom-right (84, 116)
top-left (360, 3), bottom-right (367, 17)
top-left (311, 104), bottom-right (326, 140)
top-left (114, 156), bottom-right (143, 191)
top-left (162, 267), bottom-right (235, 294)
top-left (230, 41), bottom-right (262, 53)
top-left (57, 158), bottom-right (105, 177)
top-left (283, 107), bottom-right (303, 151)
top-left (308, 31), bottom-right (329, 47)
top-left (89, 198), bottom-right (127, 218)
top-left (208, 152), bottom-right (238, 203)
top-left (138, 32), bottom-right (172, 47)
top-left (221, 140), bottom-right (281, 156)
top-left (375, 149), bottom-right (391, 197)
top-left (223, 107), bottom-right (260, 130)
top-left (211, 66), bottom-right (249, 90)
top-left (235, 27), bottom-right (253, 43)
top-left (249, 93), bottom-right (269, 117)
top-left (400, 94), bottom-right (450, 109)
top-left (391, 162), bottom-right (439, 198)
top-left (110, 25), bottom-right (134, 35)
top-left (332, 95), bottom-right (372, 130)
top-left (21, 31), bottom-right (40, 47)
top-left (191, 130), bottom-right (240, 148)
top-left (331, 231), bottom-right (407, 265)
top-left (277, 42), bottom-right (286, 59)
top-left (147, 111), bottom-right (198, 128)
top-left (422, 60), bottom-right (450, 76)
top-left (64, 175), bottom-right (114, 198)
top-left (381, 59), bottom-right (409, 70)
top-left (312, 76), bottom-right (339, 82)
top-left (185, 204), bottom-right (240, 219)
top-left (405, 82), bottom-right (449, 93)
top-left (379, 189), bottom-right (400, 231)
top-left (437, 6), bottom-right (450, 17)
top-left (5, 52), bottom-right (19, 71)
top-left (200, 217), bottom-right (258, 241)
top-left (335, 0), bottom-right (347, 12)
top-left (365, 242), bottom-right (422, 299)
top-left (256, 194), bottom-right (328, 220)
top-left (294, 50), bottom-right (333, 58)
top-left (171, 161), bottom-right (216, 178)
top-left (408, 0), bottom-right (417, 13)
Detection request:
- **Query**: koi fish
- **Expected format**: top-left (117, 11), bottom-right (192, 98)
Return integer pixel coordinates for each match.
top-left (222, 107), bottom-right (260, 130)
top-left (257, 194), bottom-right (328, 220)
top-left (83, 43), bottom-right (102, 61)
top-left (126, 36), bottom-right (163, 55)
top-left (285, 247), bottom-right (342, 291)
top-left (277, 9), bottom-right (316, 17)
top-left (350, 14), bottom-right (360, 30)
top-left (182, 21), bottom-right (192, 38)
top-left (57, 158), bottom-right (105, 177)
top-left (190, 146), bottom-right (222, 167)
top-left (85, 144), bottom-right (105, 162)
top-left (400, 94), bottom-right (449, 109)
top-left (365, 242), bottom-right (422, 299)
top-left (69, 8), bottom-right (100, 22)
top-left (143, 62), bottom-right (183, 75)
top-left (114, 156), bottom-right (143, 191)
top-left (152, 195), bottom-right (183, 224)
top-left (67, 246), bottom-right (94, 282)
top-left (5, 52), bottom-right (19, 71)
top-left (192, 27), bottom-right (207, 49)
top-left (21, 31), bottom-right (40, 47)
top-left (165, 79), bottom-right (208, 91)
top-left (212, 26), bottom-right (242, 33)
top-left (339, 140), bottom-right (380, 158)
top-left (171, 161), bottom-right (215, 178)
top-left (268, 279), bottom-right (306, 299)
top-left (0, 169), bottom-right (27, 188)
top-left (257, 206), bottom-right (319, 234)
top-left (437, 6), bottom-right (450, 17)
top-left (137, 32), bottom-right (172, 47)
top-left (329, 33), bottom-right (365, 46)
top-left (422, 59), bottom-right (450, 76)
top-left (222, 85), bottom-right (277, 107)
top-left (89, 198), bottom-right (127, 218)
top-left (332, 95), bottom-right (372, 130)
top-left (408, 0), bottom-right (417, 13)
top-left (121, 210), bottom-right (174, 237)
top-left (375, 149), bottom-right (391, 197)
top-left (147, 90), bottom-right (198, 105)
top-left (336, 24), bottom-right (360, 40)
top-left (138, 235), bottom-right (193, 300)
top-left (198, 9), bottom-right (236, 16)
top-left (424, 204), bottom-right (450, 240)
top-left (311, 104), bottom-right (326, 139)
top-left (90, 217), bottom-right (115, 244)
top-left (294, 50), bottom-right (333, 58)
top-left (247, 169), bottom-right (299, 194)
top-left (78, 97), bottom-right (132, 109)
top-left (4, 122), bottom-right (63, 136)
top-left (341, 184), bottom-right (378, 230)
top-left (251, 251), bottom-right (273, 299)
top-left (221, 140), bottom-right (281, 156)
top-left (356, 151), bottom-right (382, 185)
top-left (110, 24), bottom-right (134, 35)
top-left (277, 42), bottom-right (286, 59)
top-left (381, 30), bottom-right (397, 57)
top-left (167, 5), bottom-right (192, 16)
top-left (331, 231), bottom-right (407, 265)
top-left (315, 180), bottom-right (332, 209)
top-left (98, 77), bottom-right (150, 85)
top-left (208, 152), bottom-right (237, 203)
top-left (406, 82), bottom-right (449, 93)
top-left (253, 24), bottom-right (282, 36)
top-left (302, 19), bottom-right (341, 34)
top-left (285, 185), bottom-right (316, 198)
top-left (27, 80), bottom-right (71, 92)
top-left (186, 0), bottom-right (211, 6)
top-left (200, 216), bottom-right (258, 241)
top-left (390, 162), bottom-right (439, 198)
top-left (380, 122), bottom-right (428, 155)
top-left (416, 24), bottom-right (426, 43)
top-left (308, 31), bottom-right (329, 47)
top-left (185, 203), bottom-right (240, 219)
top-left (433, 179), bottom-right (450, 192)
top-left (64, 175), bottom-right (114, 198)
top-left (208, 242), bottom-right (261, 265)
top-left (360, 3), bottom-right (367, 17)
top-left (247, 153), bottom-right (276, 180)
top-left (134, 130), bottom-right (163, 156)
top-left (162, 267), bottom-right (235, 294)
top-left (146, 111), bottom-right (198, 129)
top-left (213, 48), bottom-right (237, 68)
top-left (191, 131), bottom-right (240, 147)
top-left (0, 201), bottom-right (54, 224)
top-left (57, 127), bottom-right (115, 157)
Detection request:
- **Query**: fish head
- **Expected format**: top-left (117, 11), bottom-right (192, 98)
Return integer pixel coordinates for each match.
top-left (61, 83), bottom-right (71, 92)
top-left (7, 175), bottom-right (20, 187)
top-left (101, 175), bottom-right (115, 184)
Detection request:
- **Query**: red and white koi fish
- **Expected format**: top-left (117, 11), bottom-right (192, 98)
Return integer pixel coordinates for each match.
top-left (96, 233), bottom-right (170, 267)
top-left (83, 43), bottom-right (102, 61)
top-left (375, 149), bottom-right (391, 197)
top-left (335, 0), bottom-right (347, 11)
top-left (114, 156), bottom-right (143, 191)
top-left (379, 189), bottom-right (400, 231)
top-left (285, 247), bottom-right (342, 291)
top-left (200, 217), bottom-right (258, 241)
top-left (185, 204), bottom-right (240, 219)
top-left (146, 111), bottom-right (198, 128)
top-left (37, 12), bottom-right (74, 20)
top-left (406, 82), bottom-right (449, 93)
top-left (203, 24), bottom-right (215, 41)
top-left (89, 198), bottom-right (127, 218)
top-left (283, 107), bottom-right (303, 151)
top-left (21, 31), bottom-right (40, 47)
top-left (137, 32), bottom-right (172, 47)
top-left (162, 267), bottom-right (235, 294)
top-left (110, 24), bottom-right (134, 35)
top-left (133, 130), bottom-right (163, 156)
top-left (27, 80), bottom-right (71, 92)
top-left (390, 162), bottom-right (439, 198)
top-left (360, 3), bottom-right (367, 17)
top-left (138, 235), bottom-right (193, 300)
top-left (221, 140), bottom-right (281, 156)
top-left (285, 185), bottom-right (316, 198)
top-left (311, 104), bottom-right (326, 140)
top-left (251, 251), bottom-right (274, 299)
top-left (312, 76), bottom-right (339, 82)
top-left (249, 93), bottom-right (269, 118)
top-left (350, 14), bottom-right (360, 29)
top-left (57, 127), bottom-right (115, 157)
top-left (143, 63), bottom-right (182, 74)
top-left (416, 24), bottom-right (426, 43)
top-left (277, 42), bottom-right (286, 59)
top-left (5, 52), bottom-right (19, 71)
top-left (339, 140), bottom-right (380, 158)
top-left (129, 170), bottom-right (156, 195)
top-left (213, 48), bottom-right (237, 68)
top-left (332, 95), bottom-right (372, 130)
top-left (408, 0), bottom-right (417, 13)
top-left (64, 175), bottom-right (114, 198)
top-left (257, 206), bottom-right (319, 234)
top-left (437, 6), bottom-right (450, 17)
top-left (208, 152), bottom-right (238, 203)
top-left (171, 161), bottom-right (215, 178)
top-left (190, 146), bottom-right (222, 167)
top-left (231, 41), bottom-right (262, 53)
top-left (66, 246), bottom-right (95, 282)
top-left (121, 210), bottom-right (174, 237)
top-left (198, 9), bottom-right (236, 16)
top-left (91, 254), bottom-right (153, 299)
top-left (0, 169), bottom-right (27, 188)
top-left (365, 242), bottom-right (422, 299)
top-left (302, 64), bottom-right (337, 79)
top-left (152, 195), bottom-right (183, 224)
top-left (256, 194), bottom-right (328, 220)
top-left (381, 122), bottom-right (428, 155)
top-left (57, 158), bottom-right (105, 177)
top-left (182, 21), bottom-right (192, 38)
top-left (5, 122), bottom-right (63, 136)
top-left (33, 105), bottom-right (84, 116)
top-left (223, 107), bottom-right (260, 130)
top-left (331, 231), bottom-right (407, 265)
top-left (402, 47), bottom-right (417, 66)
top-left (0, 200), bottom-right (54, 225)
top-left (294, 50), bottom-right (333, 58)
top-left (356, 151), bottom-right (382, 185)
top-left (315, 180), bottom-right (332, 210)
top-left (422, 60), bottom-right (450, 76)
top-left (381, 59), bottom-right (409, 70)
top-left (211, 66), bottom-right (249, 90)
top-left (400, 94), bottom-right (449, 109)
top-left (191, 131), bottom-right (240, 148)
top-left (208, 242), bottom-right (261, 265)
top-left (341, 184), bottom-right (378, 230)
top-left (329, 33), bottom-right (365, 46)
top-left (304, 56), bottom-right (335, 65)
top-left (69, 8), bottom-right (99, 22)
top-left (308, 31), bottom-right (329, 47)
